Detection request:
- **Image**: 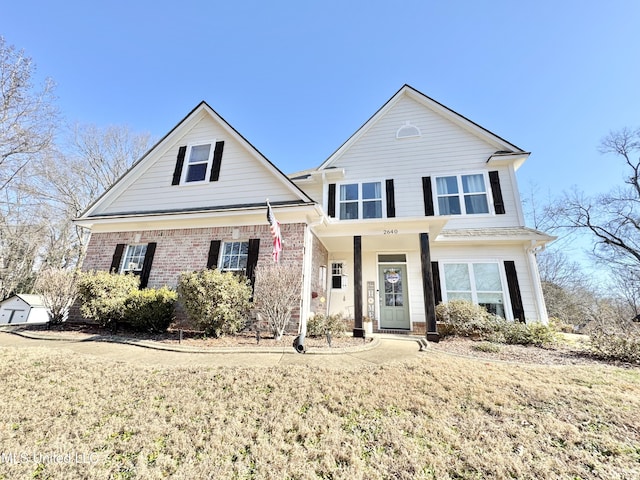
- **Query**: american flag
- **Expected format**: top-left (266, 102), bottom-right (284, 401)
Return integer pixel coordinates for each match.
top-left (266, 200), bottom-right (282, 262)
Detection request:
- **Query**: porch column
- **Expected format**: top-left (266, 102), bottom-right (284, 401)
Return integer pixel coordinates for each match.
top-left (420, 233), bottom-right (440, 342)
top-left (353, 235), bottom-right (365, 338)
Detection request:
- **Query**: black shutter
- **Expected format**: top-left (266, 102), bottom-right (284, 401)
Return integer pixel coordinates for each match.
top-left (504, 261), bottom-right (525, 323)
top-left (246, 238), bottom-right (260, 288)
top-left (386, 179), bottom-right (396, 218)
top-left (210, 141), bottom-right (224, 182)
top-left (327, 183), bottom-right (336, 218)
top-left (489, 171), bottom-right (505, 214)
top-left (139, 242), bottom-right (157, 289)
top-left (431, 261), bottom-right (442, 305)
top-left (422, 177), bottom-right (434, 216)
top-left (110, 244), bottom-right (126, 273)
top-left (172, 146), bottom-right (187, 185)
top-left (207, 240), bottom-right (221, 269)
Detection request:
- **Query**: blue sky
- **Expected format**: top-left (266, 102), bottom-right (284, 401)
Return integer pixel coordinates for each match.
top-left (3, 0), bottom-right (639, 205)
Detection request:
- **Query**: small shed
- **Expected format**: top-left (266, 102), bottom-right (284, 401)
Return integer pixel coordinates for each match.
top-left (0, 294), bottom-right (50, 325)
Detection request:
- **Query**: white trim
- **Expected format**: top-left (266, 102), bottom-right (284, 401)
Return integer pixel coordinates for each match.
top-left (396, 121), bottom-right (422, 139)
top-left (218, 240), bottom-right (249, 272)
top-left (119, 244), bottom-right (148, 274)
top-left (376, 260), bottom-right (412, 330)
top-left (433, 171), bottom-right (493, 216)
top-left (180, 139), bottom-right (217, 185)
top-left (335, 179), bottom-right (386, 220)
top-left (438, 260), bottom-right (513, 321)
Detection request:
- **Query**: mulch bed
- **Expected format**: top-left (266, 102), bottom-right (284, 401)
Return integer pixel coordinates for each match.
top-left (13, 323), bottom-right (371, 349)
top-left (430, 336), bottom-right (639, 368)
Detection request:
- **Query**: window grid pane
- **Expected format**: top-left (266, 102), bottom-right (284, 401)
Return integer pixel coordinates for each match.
top-left (220, 241), bottom-right (249, 271)
top-left (122, 245), bottom-right (147, 273)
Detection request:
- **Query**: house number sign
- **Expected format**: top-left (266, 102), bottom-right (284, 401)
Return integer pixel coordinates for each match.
top-left (383, 229), bottom-right (399, 235)
top-left (367, 281), bottom-right (376, 320)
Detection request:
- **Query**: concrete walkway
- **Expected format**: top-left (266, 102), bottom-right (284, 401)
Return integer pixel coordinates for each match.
top-left (0, 329), bottom-right (426, 369)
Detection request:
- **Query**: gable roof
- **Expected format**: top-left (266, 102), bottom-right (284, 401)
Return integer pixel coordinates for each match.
top-left (0, 294), bottom-right (46, 308)
top-left (318, 84), bottom-right (527, 171)
top-left (80, 101), bottom-right (314, 220)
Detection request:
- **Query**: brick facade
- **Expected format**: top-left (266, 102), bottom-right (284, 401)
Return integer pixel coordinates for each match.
top-left (82, 223), bottom-right (307, 330)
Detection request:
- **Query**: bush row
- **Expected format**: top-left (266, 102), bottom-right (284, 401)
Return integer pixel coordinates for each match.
top-left (77, 271), bottom-right (176, 332)
top-left (435, 299), bottom-right (558, 347)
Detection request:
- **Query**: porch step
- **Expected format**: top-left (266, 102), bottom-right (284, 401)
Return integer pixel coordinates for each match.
top-left (374, 329), bottom-right (412, 335)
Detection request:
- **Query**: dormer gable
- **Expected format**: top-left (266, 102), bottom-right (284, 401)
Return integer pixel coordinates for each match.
top-left (80, 102), bottom-right (313, 220)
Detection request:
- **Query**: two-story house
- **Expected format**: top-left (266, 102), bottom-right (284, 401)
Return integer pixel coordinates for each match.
top-left (76, 85), bottom-right (554, 340)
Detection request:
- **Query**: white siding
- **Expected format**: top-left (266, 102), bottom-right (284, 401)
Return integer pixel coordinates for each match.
top-left (99, 114), bottom-right (300, 215)
top-left (328, 95), bottom-right (523, 228)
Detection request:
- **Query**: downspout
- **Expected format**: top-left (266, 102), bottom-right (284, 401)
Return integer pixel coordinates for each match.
top-left (294, 217), bottom-right (324, 353)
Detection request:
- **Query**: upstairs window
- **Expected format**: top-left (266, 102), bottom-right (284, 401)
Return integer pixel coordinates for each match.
top-left (185, 143), bottom-right (213, 183)
top-left (436, 174), bottom-right (489, 215)
top-left (339, 182), bottom-right (383, 220)
top-left (220, 241), bottom-right (249, 272)
top-left (120, 244), bottom-right (148, 275)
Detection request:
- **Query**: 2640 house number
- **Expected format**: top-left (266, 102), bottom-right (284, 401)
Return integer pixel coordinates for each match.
top-left (383, 229), bottom-right (399, 235)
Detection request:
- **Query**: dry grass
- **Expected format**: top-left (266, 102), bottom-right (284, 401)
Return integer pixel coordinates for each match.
top-left (0, 344), bottom-right (639, 479)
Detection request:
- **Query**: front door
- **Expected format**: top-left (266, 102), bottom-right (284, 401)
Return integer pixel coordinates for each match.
top-left (379, 264), bottom-right (410, 329)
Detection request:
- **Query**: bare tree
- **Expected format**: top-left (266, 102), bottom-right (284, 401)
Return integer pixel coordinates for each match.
top-left (28, 124), bottom-right (152, 268)
top-left (34, 268), bottom-right (78, 324)
top-left (554, 128), bottom-right (640, 270)
top-left (0, 36), bottom-right (58, 191)
top-left (253, 263), bottom-right (302, 340)
top-left (0, 186), bottom-right (47, 299)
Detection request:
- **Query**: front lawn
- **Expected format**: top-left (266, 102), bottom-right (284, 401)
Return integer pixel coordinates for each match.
top-left (0, 344), bottom-right (639, 479)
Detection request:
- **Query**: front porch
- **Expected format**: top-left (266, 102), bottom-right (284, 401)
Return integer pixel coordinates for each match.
top-left (312, 219), bottom-right (447, 343)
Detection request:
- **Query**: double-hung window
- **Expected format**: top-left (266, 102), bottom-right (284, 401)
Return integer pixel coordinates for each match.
top-left (220, 241), bottom-right (249, 272)
top-left (120, 244), bottom-right (148, 275)
top-left (436, 174), bottom-right (489, 215)
top-left (184, 143), bottom-right (214, 183)
top-left (443, 262), bottom-right (506, 318)
top-left (339, 182), bottom-right (383, 220)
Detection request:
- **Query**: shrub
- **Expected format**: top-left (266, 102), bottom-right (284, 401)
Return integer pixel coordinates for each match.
top-left (435, 300), bottom-right (495, 338)
top-left (307, 313), bottom-right (347, 338)
top-left (436, 299), bottom-right (558, 346)
top-left (123, 287), bottom-right (177, 333)
top-left (253, 263), bottom-right (302, 340)
top-left (177, 269), bottom-right (251, 337)
top-left (34, 268), bottom-right (79, 324)
top-left (77, 271), bottom-right (139, 327)
top-left (472, 341), bottom-right (502, 353)
top-left (589, 321), bottom-right (640, 363)
top-left (491, 321), bottom-right (558, 347)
